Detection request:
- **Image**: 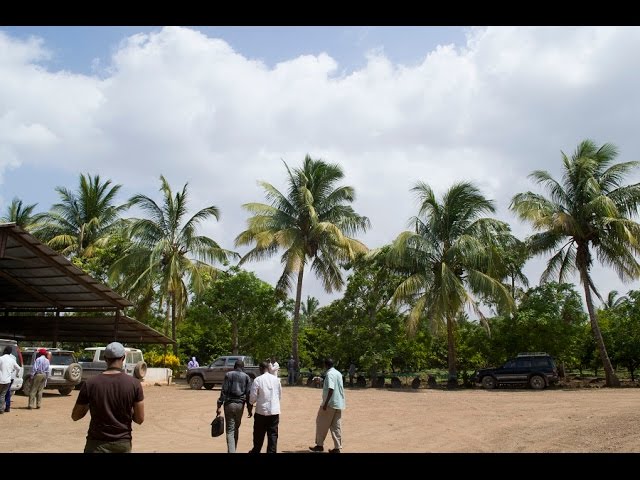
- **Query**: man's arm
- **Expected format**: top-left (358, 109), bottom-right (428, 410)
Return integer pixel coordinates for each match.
top-left (217, 374), bottom-right (229, 415)
top-left (133, 400), bottom-right (144, 424)
top-left (71, 402), bottom-right (89, 421)
top-left (323, 388), bottom-right (334, 410)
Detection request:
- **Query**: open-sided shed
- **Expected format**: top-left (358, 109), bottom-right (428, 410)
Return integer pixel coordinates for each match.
top-left (0, 222), bottom-right (174, 345)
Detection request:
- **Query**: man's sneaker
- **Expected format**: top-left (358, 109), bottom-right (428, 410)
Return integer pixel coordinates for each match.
top-left (329, 448), bottom-right (341, 453)
top-left (309, 445), bottom-right (324, 452)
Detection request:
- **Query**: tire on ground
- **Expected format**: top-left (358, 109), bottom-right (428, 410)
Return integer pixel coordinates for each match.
top-left (134, 361), bottom-right (147, 380)
top-left (204, 384), bottom-right (215, 390)
top-left (411, 376), bottom-right (421, 389)
top-left (189, 375), bottom-right (204, 390)
top-left (58, 387), bottom-right (74, 395)
top-left (64, 363), bottom-right (82, 383)
top-left (391, 376), bottom-right (402, 388)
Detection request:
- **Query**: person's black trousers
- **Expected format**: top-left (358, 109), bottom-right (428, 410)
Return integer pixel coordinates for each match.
top-left (250, 413), bottom-right (279, 453)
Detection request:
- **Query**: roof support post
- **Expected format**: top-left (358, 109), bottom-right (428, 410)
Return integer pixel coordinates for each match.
top-left (53, 311), bottom-right (59, 348)
top-left (114, 310), bottom-right (120, 341)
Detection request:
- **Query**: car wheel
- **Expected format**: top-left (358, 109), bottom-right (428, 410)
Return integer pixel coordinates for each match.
top-left (134, 361), bottom-right (147, 380)
top-left (529, 375), bottom-right (546, 390)
top-left (189, 375), bottom-right (204, 390)
top-left (481, 376), bottom-right (497, 390)
top-left (58, 387), bottom-right (73, 395)
top-left (64, 363), bottom-right (82, 383)
top-left (204, 384), bottom-right (215, 390)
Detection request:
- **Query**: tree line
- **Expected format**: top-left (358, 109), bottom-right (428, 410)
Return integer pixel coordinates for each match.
top-left (3, 140), bottom-right (640, 388)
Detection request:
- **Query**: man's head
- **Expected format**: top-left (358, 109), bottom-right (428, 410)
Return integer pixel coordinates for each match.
top-left (259, 361), bottom-right (269, 374)
top-left (271, 356), bottom-right (278, 362)
top-left (324, 358), bottom-right (334, 369)
top-left (234, 360), bottom-right (245, 370)
top-left (104, 342), bottom-right (126, 366)
top-left (2, 346), bottom-right (11, 356)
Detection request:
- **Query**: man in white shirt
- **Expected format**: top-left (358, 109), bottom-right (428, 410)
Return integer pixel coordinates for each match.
top-left (0, 346), bottom-right (22, 414)
top-left (268, 356), bottom-right (280, 378)
top-left (248, 361), bottom-right (282, 453)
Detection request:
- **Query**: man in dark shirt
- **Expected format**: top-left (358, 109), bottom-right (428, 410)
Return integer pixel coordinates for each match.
top-left (217, 360), bottom-right (253, 453)
top-left (71, 342), bottom-right (144, 453)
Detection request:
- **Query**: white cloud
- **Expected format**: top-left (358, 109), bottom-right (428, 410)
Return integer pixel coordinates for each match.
top-left (2, 26), bottom-right (640, 306)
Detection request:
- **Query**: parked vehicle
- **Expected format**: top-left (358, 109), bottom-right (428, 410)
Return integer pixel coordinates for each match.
top-left (78, 346), bottom-right (147, 386)
top-left (0, 338), bottom-right (24, 392)
top-left (21, 348), bottom-right (82, 395)
top-left (473, 352), bottom-right (559, 390)
top-left (187, 355), bottom-right (260, 390)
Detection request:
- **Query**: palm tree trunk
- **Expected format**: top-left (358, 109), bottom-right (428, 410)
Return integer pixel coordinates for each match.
top-left (164, 297), bottom-right (171, 337)
top-left (578, 264), bottom-right (619, 387)
top-left (446, 314), bottom-right (457, 388)
top-left (292, 264), bottom-right (305, 368)
top-left (171, 293), bottom-right (178, 356)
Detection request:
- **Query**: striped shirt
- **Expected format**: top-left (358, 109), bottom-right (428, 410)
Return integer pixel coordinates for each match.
top-left (32, 355), bottom-right (50, 377)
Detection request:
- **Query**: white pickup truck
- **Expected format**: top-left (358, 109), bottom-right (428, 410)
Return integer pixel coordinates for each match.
top-left (78, 346), bottom-right (147, 385)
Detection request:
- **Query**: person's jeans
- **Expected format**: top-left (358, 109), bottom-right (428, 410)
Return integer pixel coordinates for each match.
top-left (0, 383), bottom-right (9, 413)
top-left (288, 371), bottom-right (295, 385)
top-left (223, 402), bottom-right (245, 453)
top-left (4, 379), bottom-right (13, 410)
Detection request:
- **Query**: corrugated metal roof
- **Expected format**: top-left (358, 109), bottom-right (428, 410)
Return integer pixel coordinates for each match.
top-left (0, 223), bottom-right (174, 344)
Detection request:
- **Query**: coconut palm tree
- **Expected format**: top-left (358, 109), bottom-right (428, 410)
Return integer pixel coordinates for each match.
top-left (300, 295), bottom-right (320, 327)
top-left (511, 139), bottom-right (640, 387)
top-left (235, 155), bottom-right (370, 366)
top-left (386, 181), bottom-right (514, 387)
top-left (109, 175), bottom-right (238, 353)
top-left (0, 197), bottom-right (45, 231)
top-left (603, 290), bottom-right (628, 310)
top-left (37, 173), bottom-right (127, 258)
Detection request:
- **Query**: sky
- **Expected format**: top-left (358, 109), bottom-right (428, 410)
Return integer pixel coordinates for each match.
top-left (1, 26), bottom-right (640, 309)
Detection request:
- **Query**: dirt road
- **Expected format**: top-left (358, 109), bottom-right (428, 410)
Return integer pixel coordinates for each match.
top-left (3, 381), bottom-right (640, 453)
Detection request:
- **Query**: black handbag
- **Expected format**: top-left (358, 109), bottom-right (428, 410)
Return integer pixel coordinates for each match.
top-left (211, 414), bottom-right (224, 437)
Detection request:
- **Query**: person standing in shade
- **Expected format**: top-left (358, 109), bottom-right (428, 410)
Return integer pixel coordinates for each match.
top-left (248, 361), bottom-right (282, 453)
top-left (348, 361), bottom-right (356, 387)
top-left (28, 348), bottom-right (50, 410)
top-left (187, 357), bottom-right (199, 370)
top-left (71, 342), bottom-right (145, 453)
top-left (309, 358), bottom-right (345, 453)
top-left (216, 359), bottom-right (252, 453)
top-left (287, 356), bottom-right (296, 385)
top-left (0, 346), bottom-right (22, 414)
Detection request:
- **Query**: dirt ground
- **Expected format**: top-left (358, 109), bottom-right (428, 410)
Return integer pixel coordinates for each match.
top-left (3, 380), bottom-right (640, 453)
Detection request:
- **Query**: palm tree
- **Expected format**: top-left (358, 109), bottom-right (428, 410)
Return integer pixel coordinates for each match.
top-left (0, 197), bottom-right (45, 231)
top-left (603, 290), bottom-right (628, 310)
top-left (235, 155), bottom-right (370, 366)
top-left (300, 295), bottom-right (320, 327)
top-left (386, 181), bottom-right (514, 387)
top-left (110, 175), bottom-right (238, 353)
top-left (511, 140), bottom-right (640, 387)
top-left (37, 173), bottom-right (127, 258)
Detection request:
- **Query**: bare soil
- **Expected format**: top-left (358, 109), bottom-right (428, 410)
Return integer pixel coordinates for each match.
top-left (4, 380), bottom-right (640, 453)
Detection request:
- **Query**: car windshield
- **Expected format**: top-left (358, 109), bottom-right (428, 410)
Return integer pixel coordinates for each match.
top-left (51, 353), bottom-right (75, 365)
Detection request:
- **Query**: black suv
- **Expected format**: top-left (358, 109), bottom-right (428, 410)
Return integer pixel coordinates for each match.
top-left (474, 352), bottom-right (559, 390)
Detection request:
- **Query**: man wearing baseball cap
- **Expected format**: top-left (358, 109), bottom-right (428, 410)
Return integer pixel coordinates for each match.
top-left (71, 342), bottom-right (145, 453)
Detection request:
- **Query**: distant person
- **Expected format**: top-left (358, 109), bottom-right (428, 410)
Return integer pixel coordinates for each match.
top-left (248, 361), bottom-right (282, 453)
top-left (187, 357), bottom-right (199, 370)
top-left (348, 361), bottom-right (356, 387)
top-left (29, 348), bottom-right (50, 410)
top-left (71, 342), bottom-right (145, 453)
top-left (0, 346), bottom-right (22, 414)
top-left (309, 358), bottom-right (345, 453)
top-left (287, 356), bottom-right (296, 385)
top-left (217, 359), bottom-right (253, 453)
top-left (268, 356), bottom-right (280, 378)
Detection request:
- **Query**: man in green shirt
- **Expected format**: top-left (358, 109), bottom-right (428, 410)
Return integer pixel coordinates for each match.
top-left (309, 358), bottom-right (345, 453)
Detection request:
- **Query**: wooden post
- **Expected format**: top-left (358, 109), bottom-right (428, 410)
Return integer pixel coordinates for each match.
top-left (114, 310), bottom-right (120, 341)
top-left (53, 311), bottom-right (59, 348)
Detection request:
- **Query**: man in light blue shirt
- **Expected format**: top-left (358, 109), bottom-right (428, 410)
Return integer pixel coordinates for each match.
top-left (29, 348), bottom-right (50, 409)
top-left (309, 358), bottom-right (345, 453)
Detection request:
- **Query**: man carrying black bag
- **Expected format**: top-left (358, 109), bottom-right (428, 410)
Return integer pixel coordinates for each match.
top-left (211, 413), bottom-right (224, 437)
top-left (216, 360), bottom-right (253, 453)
